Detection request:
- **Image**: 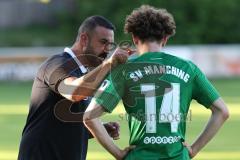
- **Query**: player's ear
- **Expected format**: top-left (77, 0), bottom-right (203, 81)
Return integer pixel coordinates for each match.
top-left (161, 36), bottom-right (168, 47)
top-left (132, 34), bottom-right (139, 45)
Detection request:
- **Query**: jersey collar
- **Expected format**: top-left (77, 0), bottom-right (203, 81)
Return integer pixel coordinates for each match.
top-left (64, 47), bottom-right (87, 74)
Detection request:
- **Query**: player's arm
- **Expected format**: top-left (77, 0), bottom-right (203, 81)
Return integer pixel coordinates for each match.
top-left (186, 98), bottom-right (229, 158)
top-left (83, 100), bottom-right (135, 160)
top-left (58, 48), bottom-right (128, 102)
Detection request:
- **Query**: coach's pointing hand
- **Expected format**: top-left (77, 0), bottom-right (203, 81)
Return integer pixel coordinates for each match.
top-left (107, 47), bottom-right (129, 67)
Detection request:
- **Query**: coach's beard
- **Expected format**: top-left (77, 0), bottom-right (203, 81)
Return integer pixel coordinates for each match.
top-left (81, 50), bottom-right (105, 70)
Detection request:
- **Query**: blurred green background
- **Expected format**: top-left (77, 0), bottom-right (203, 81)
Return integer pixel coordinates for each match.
top-left (0, 0), bottom-right (240, 160)
top-left (1, 0), bottom-right (240, 46)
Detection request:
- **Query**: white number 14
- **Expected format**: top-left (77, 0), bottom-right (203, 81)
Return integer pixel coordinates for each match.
top-left (141, 83), bottom-right (180, 133)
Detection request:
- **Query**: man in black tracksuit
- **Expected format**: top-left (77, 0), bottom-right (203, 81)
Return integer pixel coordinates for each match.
top-left (18, 15), bottom-right (129, 160)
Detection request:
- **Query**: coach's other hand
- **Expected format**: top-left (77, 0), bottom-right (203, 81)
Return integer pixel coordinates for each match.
top-left (103, 122), bottom-right (120, 140)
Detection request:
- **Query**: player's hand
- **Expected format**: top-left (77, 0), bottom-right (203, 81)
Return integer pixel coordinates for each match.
top-left (182, 142), bottom-right (195, 158)
top-left (107, 47), bottom-right (129, 67)
top-left (103, 122), bottom-right (120, 140)
top-left (117, 145), bottom-right (136, 160)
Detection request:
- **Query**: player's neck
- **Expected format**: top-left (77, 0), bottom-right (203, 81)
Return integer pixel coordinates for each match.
top-left (137, 42), bottom-right (163, 55)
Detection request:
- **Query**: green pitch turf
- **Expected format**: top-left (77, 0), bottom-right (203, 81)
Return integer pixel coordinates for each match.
top-left (0, 78), bottom-right (239, 160)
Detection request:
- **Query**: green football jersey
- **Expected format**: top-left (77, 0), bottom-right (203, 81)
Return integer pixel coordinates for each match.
top-left (94, 52), bottom-right (220, 160)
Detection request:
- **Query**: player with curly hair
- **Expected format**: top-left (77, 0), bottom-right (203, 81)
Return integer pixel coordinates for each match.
top-left (83, 5), bottom-right (229, 160)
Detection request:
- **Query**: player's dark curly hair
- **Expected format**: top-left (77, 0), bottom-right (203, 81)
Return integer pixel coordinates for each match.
top-left (124, 5), bottom-right (176, 42)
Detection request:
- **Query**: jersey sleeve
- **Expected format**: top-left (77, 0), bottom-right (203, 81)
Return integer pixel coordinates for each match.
top-left (43, 55), bottom-right (80, 93)
top-left (94, 66), bottom-right (125, 113)
top-left (192, 64), bottom-right (220, 108)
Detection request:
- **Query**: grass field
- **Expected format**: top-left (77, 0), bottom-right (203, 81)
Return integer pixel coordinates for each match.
top-left (0, 79), bottom-right (239, 160)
